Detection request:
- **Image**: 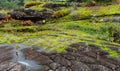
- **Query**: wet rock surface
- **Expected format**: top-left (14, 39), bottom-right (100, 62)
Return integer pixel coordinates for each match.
top-left (22, 42), bottom-right (120, 71)
top-left (0, 46), bottom-right (25, 71)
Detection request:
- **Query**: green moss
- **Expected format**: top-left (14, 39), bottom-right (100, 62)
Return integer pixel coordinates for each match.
top-left (102, 46), bottom-right (119, 58)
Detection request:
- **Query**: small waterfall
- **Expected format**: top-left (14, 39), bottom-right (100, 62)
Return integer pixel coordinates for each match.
top-left (0, 43), bottom-right (41, 71)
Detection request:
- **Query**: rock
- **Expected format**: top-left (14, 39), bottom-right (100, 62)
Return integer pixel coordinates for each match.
top-left (40, 65), bottom-right (50, 71)
top-left (50, 62), bottom-right (60, 70)
top-left (8, 8), bottom-right (53, 21)
top-left (55, 67), bottom-right (69, 71)
top-left (100, 16), bottom-right (120, 22)
top-left (0, 61), bottom-right (25, 71)
top-left (90, 65), bottom-right (112, 71)
top-left (62, 53), bottom-right (75, 60)
top-left (0, 13), bottom-right (5, 20)
top-left (111, 16), bottom-right (120, 22)
top-left (71, 61), bottom-right (92, 71)
top-left (0, 46), bottom-right (14, 63)
top-left (100, 17), bottom-right (108, 22)
top-left (54, 55), bottom-right (71, 67)
top-left (38, 55), bottom-right (53, 65)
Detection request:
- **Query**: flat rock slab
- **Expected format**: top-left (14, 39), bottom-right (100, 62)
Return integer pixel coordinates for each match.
top-left (0, 61), bottom-right (25, 71)
top-left (0, 46), bottom-right (14, 63)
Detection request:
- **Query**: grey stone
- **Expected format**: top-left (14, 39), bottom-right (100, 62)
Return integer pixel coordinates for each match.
top-left (50, 62), bottom-right (60, 70)
top-left (54, 55), bottom-right (71, 67)
top-left (71, 61), bottom-right (91, 71)
top-left (0, 46), bottom-right (14, 62)
top-left (0, 61), bottom-right (25, 71)
top-left (40, 65), bottom-right (50, 71)
top-left (90, 65), bottom-right (112, 71)
top-left (56, 67), bottom-right (69, 71)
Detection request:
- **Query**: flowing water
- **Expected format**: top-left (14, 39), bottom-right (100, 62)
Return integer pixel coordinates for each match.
top-left (0, 43), bottom-right (42, 71)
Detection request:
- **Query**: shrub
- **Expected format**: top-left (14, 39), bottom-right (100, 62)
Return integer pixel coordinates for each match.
top-left (24, 1), bottom-right (41, 8)
top-left (52, 9), bottom-right (70, 18)
top-left (100, 23), bottom-right (120, 43)
top-left (0, 0), bottom-right (20, 9)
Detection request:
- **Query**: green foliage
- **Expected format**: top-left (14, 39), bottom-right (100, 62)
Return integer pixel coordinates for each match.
top-left (100, 23), bottom-right (120, 43)
top-left (0, 0), bottom-right (21, 9)
top-left (102, 46), bottom-right (119, 58)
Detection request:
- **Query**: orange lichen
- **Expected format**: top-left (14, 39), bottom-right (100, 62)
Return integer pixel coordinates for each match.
top-left (21, 20), bottom-right (33, 26)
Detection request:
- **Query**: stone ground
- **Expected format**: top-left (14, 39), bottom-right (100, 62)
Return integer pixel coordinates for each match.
top-left (0, 42), bottom-right (120, 71)
top-left (22, 42), bottom-right (120, 71)
top-left (0, 46), bottom-right (25, 71)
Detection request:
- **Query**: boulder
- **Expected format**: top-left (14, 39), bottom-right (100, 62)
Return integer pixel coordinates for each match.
top-left (8, 8), bottom-right (53, 21)
top-left (0, 13), bottom-right (5, 20)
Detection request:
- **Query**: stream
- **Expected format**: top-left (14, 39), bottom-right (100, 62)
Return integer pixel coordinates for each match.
top-left (0, 43), bottom-right (42, 71)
